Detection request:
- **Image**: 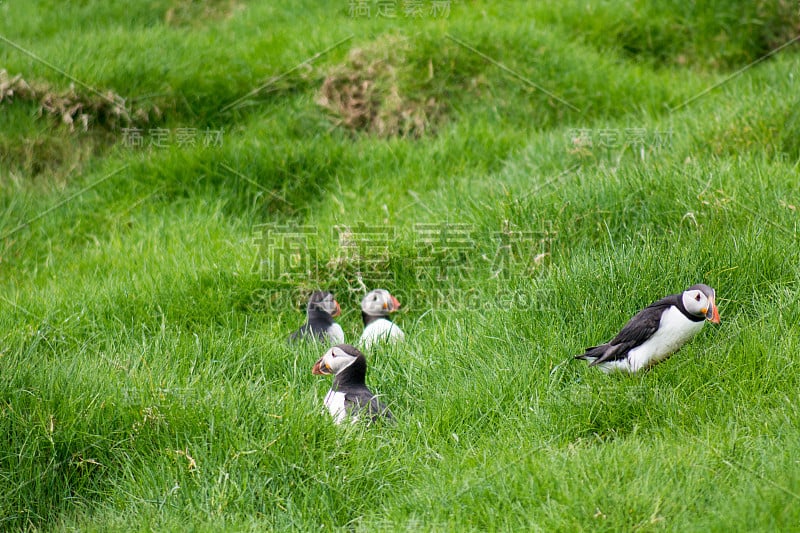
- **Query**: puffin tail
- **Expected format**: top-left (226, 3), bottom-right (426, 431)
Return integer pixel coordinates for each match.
top-left (575, 344), bottom-right (607, 365)
top-left (368, 398), bottom-right (395, 424)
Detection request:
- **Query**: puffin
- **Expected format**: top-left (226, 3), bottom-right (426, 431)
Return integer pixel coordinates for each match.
top-left (359, 289), bottom-right (405, 350)
top-left (312, 344), bottom-right (394, 424)
top-left (575, 284), bottom-right (721, 373)
top-left (288, 291), bottom-right (345, 344)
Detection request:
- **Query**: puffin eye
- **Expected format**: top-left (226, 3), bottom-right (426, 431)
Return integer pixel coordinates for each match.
top-left (695, 293), bottom-right (701, 301)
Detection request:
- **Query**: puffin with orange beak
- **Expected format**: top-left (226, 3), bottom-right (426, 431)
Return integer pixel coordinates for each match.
top-left (289, 291), bottom-right (345, 344)
top-left (312, 344), bottom-right (394, 424)
top-left (576, 284), bottom-right (720, 373)
top-left (359, 289), bottom-right (405, 350)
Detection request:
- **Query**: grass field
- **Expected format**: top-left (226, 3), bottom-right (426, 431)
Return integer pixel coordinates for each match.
top-left (2, 1), bottom-right (800, 530)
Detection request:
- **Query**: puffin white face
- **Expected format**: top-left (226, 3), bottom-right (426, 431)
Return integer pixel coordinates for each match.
top-left (312, 345), bottom-right (359, 376)
top-left (682, 284), bottom-right (721, 323)
top-left (361, 289), bottom-right (401, 317)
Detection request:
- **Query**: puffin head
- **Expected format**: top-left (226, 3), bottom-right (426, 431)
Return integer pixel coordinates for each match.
top-left (312, 344), bottom-right (364, 376)
top-left (361, 289), bottom-right (401, 318)
top-left (682, 284), bottom-right (720, 324)
top-left (307, 290), bottom-right (341, 318)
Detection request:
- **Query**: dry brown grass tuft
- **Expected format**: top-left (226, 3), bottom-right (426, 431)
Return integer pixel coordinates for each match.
top-left (317, 38), bottom-right (442, 139)
top-left (0, 69), bottom-right (158, 132)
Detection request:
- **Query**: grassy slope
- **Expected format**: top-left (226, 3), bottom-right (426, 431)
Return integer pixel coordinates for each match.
top-left (1, 0), bottom-right (800, 530)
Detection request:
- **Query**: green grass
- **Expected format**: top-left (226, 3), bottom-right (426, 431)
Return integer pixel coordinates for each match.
top-left (2, 0), bottom-right (800, 530)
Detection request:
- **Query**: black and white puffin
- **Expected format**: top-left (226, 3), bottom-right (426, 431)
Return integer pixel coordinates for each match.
top-left (359, 289), bottom-right (405, 349)
top-left (312, 344), bottom-right (394, 424)
top-left (288, 291), bottom-right (345, 344)
top-left (575, 284), bottom-right (721, 373)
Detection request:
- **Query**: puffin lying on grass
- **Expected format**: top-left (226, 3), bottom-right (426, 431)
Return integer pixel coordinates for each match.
top-left (359, 289), bottom-right (405, 350)
top-left (288, 291), bottom-right (345, 344)
top-left (576, 284), bottom-right (721, 373)
top-left (312, 344), bottom-right (394, 424)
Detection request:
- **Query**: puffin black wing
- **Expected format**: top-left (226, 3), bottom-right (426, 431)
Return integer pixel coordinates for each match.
top-left (344, 387), bottom-right (394, 422)
top-left (289, 324), bottom-right (307, 342)
top-left (289, 322), bottom-right (328, 343)
top-left (289, 323), bottom-right (313, 342)
top-left (577, 295), bottom-right (678, 366)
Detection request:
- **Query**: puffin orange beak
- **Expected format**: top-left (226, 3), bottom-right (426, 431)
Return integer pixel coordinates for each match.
top-left (705, 299), bottom-right (720, 324)
top-left (312, 358), bottom-right (331, 375)
top-left (389, 296), bottom-right (401, 312)
top-left (331, 300), bottom-right (341, 318)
